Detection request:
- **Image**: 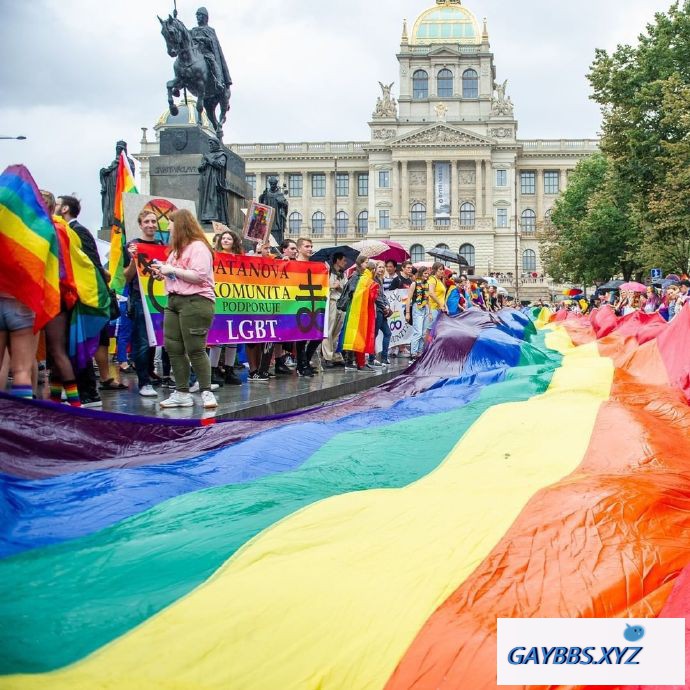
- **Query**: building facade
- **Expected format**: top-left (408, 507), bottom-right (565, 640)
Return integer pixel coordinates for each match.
top-left (138, 0), bottom-right (598, 292)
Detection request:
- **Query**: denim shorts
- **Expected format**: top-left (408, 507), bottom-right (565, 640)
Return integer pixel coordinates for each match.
top-left (0, 297), bottom-right (35, 331)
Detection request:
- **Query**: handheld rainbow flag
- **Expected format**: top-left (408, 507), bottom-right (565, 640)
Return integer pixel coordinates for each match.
top-left (339, 270), bottom-right (378, 353)
top-left (0, 165), bottom-right (60, 330)
top-left (108, 152), bottom-right (137, 294)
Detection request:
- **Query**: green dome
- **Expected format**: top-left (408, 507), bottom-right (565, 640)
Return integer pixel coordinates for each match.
top-left (411, 2), bottom-right (481, 45)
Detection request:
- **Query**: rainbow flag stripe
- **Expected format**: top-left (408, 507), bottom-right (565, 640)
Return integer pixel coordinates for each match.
top-left (0, 307), bottom-right (688, 689)
top-left (339, 270), bottom-right (377, 352)
top-left (108, 153), bottom-right (137, 294)
top-left (0, 165), bottom-right (60, 330)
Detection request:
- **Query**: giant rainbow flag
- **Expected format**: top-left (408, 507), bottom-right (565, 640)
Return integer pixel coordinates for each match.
top-left (0, 306), bottom-right (688, 689)
top-left (107, 152), bottom-right (138, 294)
top-left (0, 165), bottom-right (60, 330)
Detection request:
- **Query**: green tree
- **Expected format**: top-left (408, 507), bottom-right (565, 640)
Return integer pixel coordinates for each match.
top-left (540, 153), bottom-right (641, 282)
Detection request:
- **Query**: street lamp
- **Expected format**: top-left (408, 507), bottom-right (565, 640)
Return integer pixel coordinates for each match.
top-left (0, 136), bottom-right (27, 140)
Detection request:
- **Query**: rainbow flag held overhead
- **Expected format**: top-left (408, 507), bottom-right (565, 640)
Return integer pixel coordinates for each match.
top-left (0, 165), bottom-right (60, 330)
top-left (108, 152), bottom-right (137, 294)
top-left (0, 306), bottom-right (689, 689)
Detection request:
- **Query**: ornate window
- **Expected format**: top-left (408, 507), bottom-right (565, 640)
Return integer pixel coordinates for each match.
top-left (410, 202), bottom-right (426, 228)
top-left (288, 211), bottom-right (302, 236)
top-left (544, 208), bottom-right (553, 224)
top-left (288, 174), bottom-right (302, 198)
top-left (459, 243), bottom-right (475, 267)
top-left (460, 202), bottom-right (475, 227)
top-left (378, 209), bottom-right (390, 230)
top-left (437, 69), bottom-right (453, 97)
top-left (357, 173), bottom-right (369, 196)
top-left (522, 249), bottom-right (537, 272)
top-left (413, 70), bottom-right (429, 99)
top-left (336, 173), bottom-right (349, 197)
top-left (496, 208), bottom-right (508, 228)
top-left (312, 174), bottom-right (326, 197)
top-left (357, 211), bottom-right (368, 236)
top-left (410, 244), bottom-right (425, 263)
top-left (544, 171), bottom-right (560, 195)
top-left (521, 209), bottom-right (536, 232)
top-left (311, 211), bottom-right (325, 237)
top-left (496, 169), bottom-right (508, 187)
top-left (462, 69), bottom-right (479, 98)
top-left (378, 170), bottom-right (390, 188)
top-left (335, 211), bottom-right (348, 237)
top-left (520, 171), bottom-right (536, 195)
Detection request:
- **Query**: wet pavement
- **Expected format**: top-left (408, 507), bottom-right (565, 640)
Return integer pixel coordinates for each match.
top-left (40, 359), bottom-right (411, 421)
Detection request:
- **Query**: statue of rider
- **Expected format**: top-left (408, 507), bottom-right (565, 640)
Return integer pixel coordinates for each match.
top-left (190, 7), bottom-right (232, 100)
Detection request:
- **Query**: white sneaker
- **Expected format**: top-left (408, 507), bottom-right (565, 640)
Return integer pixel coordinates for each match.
top-left (139, 385), bottom-right (158, 397)
top-left (189, 382), bottom-right (220, 393)
top-left (201, 390), bottom-right (218, 409)
top-left (160, 391), bottom-right (194, 408)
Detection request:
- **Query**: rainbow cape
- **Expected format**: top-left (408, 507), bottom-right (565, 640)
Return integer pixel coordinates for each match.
top-left (0, 165), bottom-right (60, 330)
top-left (0, 307), bottom-right (689, 689)
top-left (339, 269), bottom-right (377, 353)
top-left (57, 215), bottom-right (111, 369)
top-left (107, 152), bottom-right (137, 294)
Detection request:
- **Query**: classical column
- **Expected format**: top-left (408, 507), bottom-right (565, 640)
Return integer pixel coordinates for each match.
top-left (301, 170), bottom-right (311, 237)
top-left (401, 160), bottom-right (410, 226)
top-left (536, 167), bottom-right (545, 221)
top-left (475, 159), bottom-right (483, 217)
top-left (450, 159), bottom-right (458, 224)
top-left (327, 170), bottom-right (336, 238)
top-left (426, 160), bottom-right (434, 227)
top-left (348, 172), bottom-right (357, 237)
top-left (391, 159), bottom-right (400, 223)
top-left (484, 158), bottom-right (494, 224)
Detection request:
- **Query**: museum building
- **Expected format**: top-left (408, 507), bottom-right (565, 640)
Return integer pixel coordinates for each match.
top-left (139, 0), bottom-right (598, 280)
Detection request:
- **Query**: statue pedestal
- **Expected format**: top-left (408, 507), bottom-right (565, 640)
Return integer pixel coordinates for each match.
top-left (149, 125), bottom-right (251, 232)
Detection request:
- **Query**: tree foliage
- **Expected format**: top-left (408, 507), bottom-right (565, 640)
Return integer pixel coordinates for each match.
top-left (587, 1), bottom-right (690, 275)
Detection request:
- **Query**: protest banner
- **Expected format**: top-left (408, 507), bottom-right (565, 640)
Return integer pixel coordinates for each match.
top-left (376, 288), bottom-right (413, 350)
top-left (134, 243), bottom-right (328, 346)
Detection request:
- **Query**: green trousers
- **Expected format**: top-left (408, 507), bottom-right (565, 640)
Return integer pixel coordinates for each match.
top-left (164, 294), bottom-right (214, 393)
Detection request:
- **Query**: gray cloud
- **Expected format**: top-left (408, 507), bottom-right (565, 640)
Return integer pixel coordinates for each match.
top-left (0, 0), bottom-right (674, 232)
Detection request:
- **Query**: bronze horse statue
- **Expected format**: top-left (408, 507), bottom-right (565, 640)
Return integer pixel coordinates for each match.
top-left (158, 14), bottom-right (229, 139)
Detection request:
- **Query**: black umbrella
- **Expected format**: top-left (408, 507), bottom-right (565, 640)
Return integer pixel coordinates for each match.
top-left (311, 245), bottom-right (360, 268)
top-left (597, 279), bottom-right (625, 292)
top-left (426, 247), bottom-right (469, 266)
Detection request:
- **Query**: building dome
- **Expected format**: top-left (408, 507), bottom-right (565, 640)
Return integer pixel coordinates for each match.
top-left (411, 0), bottom-right (481, 45)
top-left (155, 98), bottom-right (214, 133)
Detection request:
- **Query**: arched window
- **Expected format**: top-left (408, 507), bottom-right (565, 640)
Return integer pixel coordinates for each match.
top-left (544, 208), bottom-right (553, 224)
top-left (357, 210), bottom-right (368, 236)
top-left (437, 68), bottom-right (453, 97)
top-left (521, 209), bottom-right (536, 232)
top-left (288, 211), bottom-right (302, 236)
top-left (435, 243), bottom-right (449, 250)
top-left (410, 202), bottom-right (426, 228)
top-left (522, 249), bottom-right (537, 272)
top-left (459, 243), bottom-right (475, 267)
top-left (460, 202), bottom-right (475, 227)
top-left (462, 69), bottom-right (479, 98)
top-left (311, 211), bottom-right (325, 237)
top-left (413, 70), bottom-right (429, 99)
top-left (410, 244), bottom-right (425, 263)
top-left (335, 211), bottom-right (348, 237)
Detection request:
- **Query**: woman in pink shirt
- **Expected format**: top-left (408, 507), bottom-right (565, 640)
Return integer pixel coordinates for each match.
top-left (153, 209), bottom-right (217, 409)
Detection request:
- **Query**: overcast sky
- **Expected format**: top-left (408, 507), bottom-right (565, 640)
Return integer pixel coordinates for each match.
top-left (0, 0), bottom-right (674, 232)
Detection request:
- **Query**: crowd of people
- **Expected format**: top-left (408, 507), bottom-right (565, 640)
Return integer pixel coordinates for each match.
top-left (3, 190), bottom-right (686, 411)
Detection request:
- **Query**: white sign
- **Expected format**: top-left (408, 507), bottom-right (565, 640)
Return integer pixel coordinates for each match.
top-left (497, 618), bottom-right (685, 686)
top-left (434, 162), bottom-right (451, 221)
top-left (376, 289), bottom-right (412, 350)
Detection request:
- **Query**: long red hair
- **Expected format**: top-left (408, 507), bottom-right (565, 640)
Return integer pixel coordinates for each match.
top-left (169, 209), bottom-right (212, 257)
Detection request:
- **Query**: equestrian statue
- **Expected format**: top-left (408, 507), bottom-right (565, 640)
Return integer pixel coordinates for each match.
top-left (158, 7), bottom-right (231, 140)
